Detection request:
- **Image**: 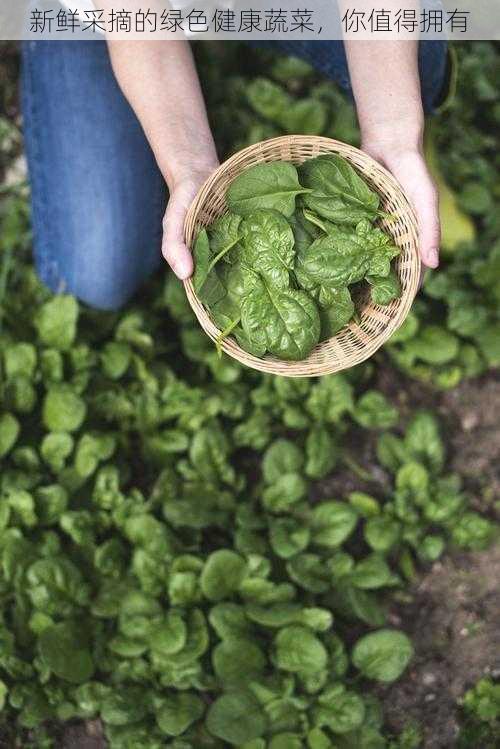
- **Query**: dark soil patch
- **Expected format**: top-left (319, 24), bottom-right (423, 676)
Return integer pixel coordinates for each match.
top-left (379, 545), bottom-right (500, 748)
top-left (442, 376), bottom-right (500, 504)
top-left (60, 721), bottom-right (105, 749)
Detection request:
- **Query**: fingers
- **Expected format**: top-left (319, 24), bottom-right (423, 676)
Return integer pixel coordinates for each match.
top-left (161, 182), bottom-right (198, 280)
top-left (385, 152), bottom-right (440, 270)
top-left (393, 154), bottom-right (440, 270)
top-left (412, 176), bottom-right (440, 270)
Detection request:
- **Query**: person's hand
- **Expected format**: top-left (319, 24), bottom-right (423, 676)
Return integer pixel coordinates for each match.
top-left (161, 161), bottom-right (219, 280)
top-left (105, 38), bottom-right (219, 280)
top-left (362, 141), bottom-right (440, 270)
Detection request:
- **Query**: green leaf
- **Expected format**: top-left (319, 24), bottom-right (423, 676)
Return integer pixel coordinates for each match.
top-left (100, 341), bottom-right (131, 379)
top-left (274, 625), bottom-right (328, 674)
top-left (149, 611), bottom-right (187, 655)
top-left (295, 232), bottom-right (371, 289)
top-left (349, 554), bottom-right (397, 590)
top-left (300, 154), bottom-right (380, 224)
top-left (354, 391), bottom-right (399, 429)
top-left (206, 691), bottom-right (268, 745)
top-left (38, 622), bottom-right (94, 684)
top-left (269, 517), bottom-right (310, 558)
top-left (287, 553), bottom-right (331, 594)
top-left (208, 211), bottom-right (242, 264)
top-left (246, 603), bottom-right (332, 631)
top-left (246, 77), bottom-right (292, 122)
top-left (241, 210), bottom-right (295, 288)
top-left (367, 271), bottom-right (401, 305)
top-left (407, 325), bottom-right (460, 365)
top-left (0, 412), bottom-right (20, 458)
top-left (269, 734), bottom-right (303, 749)
top-left (364, 516), bottom-right (401, 553)
top-left (43, 386), bottom-right (87, 433)
top-left (241, 277), bottom-right (320, 361)
top-left (307, 727), bottom-right (333, 748)
top-left (200, 550), bottom-right (247, 601)
top-left (227, 161), bottom-right (308, 217)
top-left (311, 501), bottom-right (358, 547)
top-left (352, 629), bottom-right (413, 682)
top-left (262, 473), bottom-right (308, 513)
top-left (4, 343), bottom-right (37, 379)
top-left (212, 637), bottom-right (266, 684)
top-left (100, 688), bottom-right (149, 726)
top-left (404, 411), bottom-right (445, 472)
top-left (318, 288), bottom-right (355, 338)
top-left (305, 425), bottom-right (337, 479)
top-left (475, 324), bottom-right (500, 367)
top-left (314, 687), bottom-right (366, 734)
top-left (209, 603), bottom-right (251, 641)
top-left (286, 99), bottom-right (328, 135)
top-left (156, 693), bottom-right (204, 736)
top-left (263, 439), bottom-right (304, 483)
top-left (35, 295), bottom-right (79, 351)
top-left (193, 229), bottom-right (226, 306)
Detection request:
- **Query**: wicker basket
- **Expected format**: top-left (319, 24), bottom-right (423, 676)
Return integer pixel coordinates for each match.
top-left (183, 135), bottom-right (420, 378)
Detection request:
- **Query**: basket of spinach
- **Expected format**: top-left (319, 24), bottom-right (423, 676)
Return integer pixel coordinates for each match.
top-left (184, 136), bottom-right (420, 376)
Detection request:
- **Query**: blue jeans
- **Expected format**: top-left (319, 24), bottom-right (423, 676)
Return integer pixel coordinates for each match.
top-left (21, 40), bottom-right (447, 310)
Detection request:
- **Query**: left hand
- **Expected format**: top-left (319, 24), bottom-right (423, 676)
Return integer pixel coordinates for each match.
top-left (362, 142), bottom-right (440, 270)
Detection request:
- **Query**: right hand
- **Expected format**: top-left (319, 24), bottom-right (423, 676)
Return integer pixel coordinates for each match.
top-left (162, 164), bottom-right (219, 280)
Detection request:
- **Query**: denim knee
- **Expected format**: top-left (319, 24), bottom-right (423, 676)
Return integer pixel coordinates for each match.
top-left (55, 225), bottom-right (163, 312)
top-left (21, 40), bottom-right (167, 311)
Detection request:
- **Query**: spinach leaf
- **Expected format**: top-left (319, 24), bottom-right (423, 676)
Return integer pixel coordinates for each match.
top-left (192, 229), bottom-right (226, 306)
top-left (240, 277), bottom-right (320, 360)
top-left (212, 262), bottom-right (263, 353)
top-left (208, 212), bottom-right (242, 265)
top-left (234, 327), bottom-right (267, 358)
top-left (289, 213), bottom-right (316, 257)
top-left (300, 154), bottom-right (380, 224)
top-left (352, 629), bottom-right (414, 683)
top-left (302, 208), bottom-right (346, 236)
top-left (356, 222), bottom-right (401, 277)
top-left (319, 287), bottom-right (355, 337)
top-left (295, 232), bottom-right (371, 289)
top-left (241, 210), bottom-right (295, 289)
top-left (367, 271), bottom-right (402, 305)
top-left (227, 161), bottom-right (309, 217)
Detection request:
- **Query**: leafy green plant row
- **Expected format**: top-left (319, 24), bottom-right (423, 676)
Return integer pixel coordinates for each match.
top-left (0, 246), bottom-right (496, 747)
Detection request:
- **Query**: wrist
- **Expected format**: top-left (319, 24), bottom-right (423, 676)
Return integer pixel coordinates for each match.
top-left (360, 113), bottom-right (424, 164)
top-left (162, 133), bottom-right (219, 192)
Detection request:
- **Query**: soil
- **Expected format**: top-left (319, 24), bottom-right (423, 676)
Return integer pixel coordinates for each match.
top-left (379, 546), bottom-right (500, 748)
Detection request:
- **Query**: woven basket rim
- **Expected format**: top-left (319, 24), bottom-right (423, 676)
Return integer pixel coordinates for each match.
top-left (183, 135), bottom-right (420, 378)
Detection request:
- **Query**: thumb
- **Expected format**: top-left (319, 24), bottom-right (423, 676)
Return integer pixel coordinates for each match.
top-left (162, 182), bottom-right (199, 280)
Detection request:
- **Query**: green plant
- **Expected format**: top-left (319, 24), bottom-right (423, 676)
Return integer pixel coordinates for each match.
top-left (193, 155), bottom-right (401, 360)
top-left (458, 678), bottom-right (500, 748)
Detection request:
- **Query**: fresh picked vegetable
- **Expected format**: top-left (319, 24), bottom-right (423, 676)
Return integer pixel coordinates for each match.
top-left (192, 154), bottom-right (402, 361)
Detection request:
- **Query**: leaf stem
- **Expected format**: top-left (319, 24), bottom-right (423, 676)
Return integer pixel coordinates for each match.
top-left (215, 317), bottom-right (240, 357)
top-left (207, 238), bottom-right (240, 274)
top-left (341, 452), bottom-right (376, 483)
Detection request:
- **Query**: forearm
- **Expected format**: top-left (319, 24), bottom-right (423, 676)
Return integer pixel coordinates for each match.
top-left (344, 40), bottom-right (424, 156)
top-left (106, 40), bottom-right (218, 188)
top-left (344, 39), bottom-right (440, 268)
